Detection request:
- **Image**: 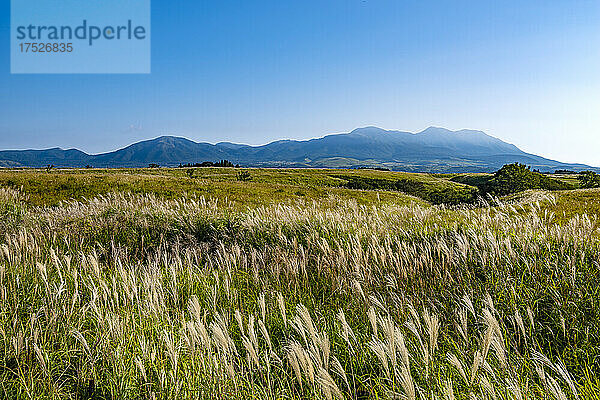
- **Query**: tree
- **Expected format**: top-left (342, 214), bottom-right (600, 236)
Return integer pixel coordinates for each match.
top-left (214, 160), bottom-right (235, 168)
top-left (492, 163), bottom-right (535, 195)
top-left (476, 163), bottom-right (572, 195)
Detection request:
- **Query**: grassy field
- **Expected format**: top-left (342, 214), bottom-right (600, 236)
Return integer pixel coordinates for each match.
top-left (1, 168), bottom-right (599, 399)
top-left (0, 168), bottom-right (435, 207)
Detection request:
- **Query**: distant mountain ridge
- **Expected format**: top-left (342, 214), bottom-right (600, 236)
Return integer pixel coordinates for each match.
top-left (0, 127), bottom-right (596, 173)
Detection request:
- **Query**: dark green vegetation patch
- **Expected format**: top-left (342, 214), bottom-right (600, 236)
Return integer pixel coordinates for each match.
top-left (452, 163), bottom-right (576, 196)
top-left (339, 175), bottom-right (479, 205)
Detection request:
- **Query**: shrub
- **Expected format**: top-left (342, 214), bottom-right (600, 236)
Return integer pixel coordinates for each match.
top-left (578, 171), bottom-right (600, 188)
top-left (236, 170), bottom-right (252, 182)
top-left (453, 163), bottom-right (574, 196)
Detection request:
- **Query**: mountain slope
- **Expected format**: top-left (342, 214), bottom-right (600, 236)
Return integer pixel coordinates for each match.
top-left (0, 148), bottom-right (92, 167)
top-left (0, 127), bottom-right (596, 172)
top-left (92, 136), bottom-right (235, 167)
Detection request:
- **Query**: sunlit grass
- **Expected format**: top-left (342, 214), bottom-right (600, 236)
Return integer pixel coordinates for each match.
top-left (0, 168), bottom-right (454, 207)
top-left (0, 181), bottom-right (599, 398)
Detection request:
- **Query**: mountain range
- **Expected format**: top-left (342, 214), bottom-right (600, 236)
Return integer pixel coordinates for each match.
top-left (0, 127), bottom-right (596, 173)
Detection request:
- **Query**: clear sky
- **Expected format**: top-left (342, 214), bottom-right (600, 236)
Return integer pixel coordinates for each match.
top-left (1, 1), bottom-right (599, 166)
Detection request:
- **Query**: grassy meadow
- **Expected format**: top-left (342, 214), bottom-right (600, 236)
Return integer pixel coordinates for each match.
top-left (1, 167), bottom-right (600, 399)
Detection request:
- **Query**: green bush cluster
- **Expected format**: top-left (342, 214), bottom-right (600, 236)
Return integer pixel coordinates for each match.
top-left (486, 163), bottom-right (573, 195)
top-left (453, 163), bottom-right (575, 197)
top-left (578, 171), bottom-right (600, 188)
top-left (236, 170), bottom-right (252, 182)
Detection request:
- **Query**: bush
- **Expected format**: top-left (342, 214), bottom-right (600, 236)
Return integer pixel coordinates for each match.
top-left (236, 170), bottom-right (252, 182)
top-left (578, 171), bottom-right (600, 188)
top-left (490, 163), bottom-right (573, 195)
top-left (453, 163), bottom-right (574, 196)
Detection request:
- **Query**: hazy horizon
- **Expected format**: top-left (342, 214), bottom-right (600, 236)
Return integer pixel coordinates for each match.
top-left (2, 1), bottom-right (599, 166)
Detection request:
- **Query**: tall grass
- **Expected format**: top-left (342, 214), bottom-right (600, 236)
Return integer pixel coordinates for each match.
top-left (0, 187), bottom-right (599, 399)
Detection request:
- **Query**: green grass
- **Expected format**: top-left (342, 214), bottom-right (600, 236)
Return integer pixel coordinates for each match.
top-left (336, 172), bottom-right (478, 204)
top-left (503, 188), bottom-right (600, 221)
top-left (0, 167), bottom-right (495, 208)
top-left (1, 169), bottom-right (600, 399)
top-left (0, 168), bottom-right (426, 208)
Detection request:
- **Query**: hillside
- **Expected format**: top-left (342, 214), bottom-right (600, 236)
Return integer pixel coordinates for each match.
top-left (0, 127), bottom-right (596, 172)
top-left (1, 171), bottom-right (599, 398)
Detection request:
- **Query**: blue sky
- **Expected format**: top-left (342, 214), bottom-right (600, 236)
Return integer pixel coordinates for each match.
top-left (1, 1), bottom-right (599, 166)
